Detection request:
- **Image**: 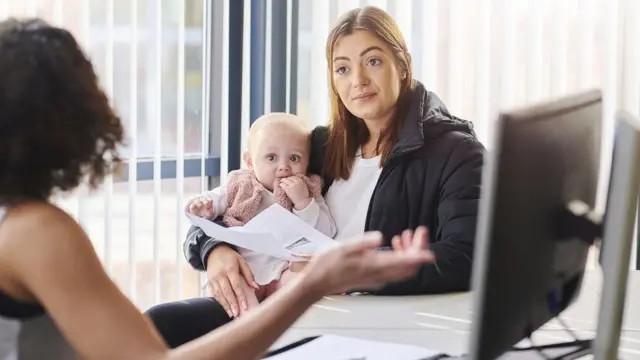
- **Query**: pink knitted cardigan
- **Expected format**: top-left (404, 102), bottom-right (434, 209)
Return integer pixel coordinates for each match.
top-left (222, 168), bottom-right (323, 227)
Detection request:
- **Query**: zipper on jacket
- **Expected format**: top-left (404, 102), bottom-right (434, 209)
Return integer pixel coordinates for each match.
top-left (363, 144), bottom-right (424, 236)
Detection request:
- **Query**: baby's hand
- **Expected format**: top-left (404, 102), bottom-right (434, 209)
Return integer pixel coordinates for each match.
top-left (188, 198), bottom-right (215, 218)
top-left (279, 176), bottom-right (311, 210)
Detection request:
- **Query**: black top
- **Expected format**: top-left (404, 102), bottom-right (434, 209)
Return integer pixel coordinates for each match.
top-left (183, 81), bottom-right (486, 295)
top-left (0, 290), bottom-right (44, 319)
top-left (0, 208), bottom-right (78, 359)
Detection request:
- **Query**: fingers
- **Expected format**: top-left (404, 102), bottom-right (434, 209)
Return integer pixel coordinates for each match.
top-left (342, 231), bottom-right (384, 255)
top-left (392, 226), bottom-right (429, 253)
top-left (279, 177), bottom-right (293, 187)
top-left (279, 176), bottom-right (304, 189)
top-left (330, 250), bottom-right (435, 293)
top-left (238, 257), bottom-right (259, 290)
top-left (391, 235), bottom-right (403, 251)
top-left (188, 199), bottom-right (213, 217)
top-left (401, 229), bottom-right (413, 251)
top-left (209, 280), bottom-right (233, 318)
top-left (188, 202), bottom-right (199, 214)
top-left (366, 251), bottom-right (435, 282)
top-left (217, 276), bottom-right (240, 317)
top-left (280, 176), bottom-right (300, 184)
top-left (227, 271), bottom-right (249, 312)
top-left (383, 250), bottom-right (435, 267)
top-left (411, 226), bottom-right (429, 252)
top-left (290, 252), bottom-right (313, 260)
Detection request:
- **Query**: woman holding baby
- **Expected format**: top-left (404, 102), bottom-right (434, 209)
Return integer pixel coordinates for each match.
top-left (147, 5), bottom-right (486, 348)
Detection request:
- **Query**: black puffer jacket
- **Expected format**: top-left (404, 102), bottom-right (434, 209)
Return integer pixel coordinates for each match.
top-left (184, 81), bottom-right (486, 295)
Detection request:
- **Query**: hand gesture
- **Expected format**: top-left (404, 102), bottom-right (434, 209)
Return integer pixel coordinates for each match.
top-left (302, 227), bottom-right (434, 295)
top-left (279, 176), bottom-right (311, 210)
top-left (188, 197), bottom-right (215, 219)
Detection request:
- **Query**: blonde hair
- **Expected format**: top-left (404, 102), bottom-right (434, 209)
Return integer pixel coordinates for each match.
top-left (247, 112), bottom-right (310, 154)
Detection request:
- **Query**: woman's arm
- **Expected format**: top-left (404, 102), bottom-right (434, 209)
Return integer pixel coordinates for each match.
top-left (183, 223), bottom-right (234, 271)
top-left (2, 201), bottom-right (433, 360)
top-left (0, 202), bottom-right (324, 360)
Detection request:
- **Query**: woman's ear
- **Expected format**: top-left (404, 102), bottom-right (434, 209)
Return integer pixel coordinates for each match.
top-left (243, 150), bottom-right (253, 169)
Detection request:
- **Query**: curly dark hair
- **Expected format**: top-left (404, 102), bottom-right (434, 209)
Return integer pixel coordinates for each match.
top-left (0, 18), bottom-right (124, 204)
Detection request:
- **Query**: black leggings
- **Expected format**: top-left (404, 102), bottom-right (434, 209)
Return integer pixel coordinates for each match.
top-left (145, 297), bottom-right (233, 348)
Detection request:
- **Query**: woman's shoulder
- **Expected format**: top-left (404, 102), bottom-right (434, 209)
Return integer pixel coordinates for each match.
top-left (311, 125), bottom-right (329, 145)
top-left (405, 81), bottom-right (485, 155)
top-left (0, 201), bottom-right (85, 267)
top-left (1, 201), bottom-right (75, 233)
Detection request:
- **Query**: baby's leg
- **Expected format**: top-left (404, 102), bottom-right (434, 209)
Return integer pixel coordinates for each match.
top-left (262, 269), bottom-right (300, 298)
top-left (277, 269), bottom-right (299, 289)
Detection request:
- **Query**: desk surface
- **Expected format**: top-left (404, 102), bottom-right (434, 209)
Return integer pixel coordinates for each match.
top-left (273, 270), bottom-right (640, 358)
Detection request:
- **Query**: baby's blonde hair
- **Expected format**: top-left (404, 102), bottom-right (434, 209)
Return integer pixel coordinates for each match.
top-left (247, 112), bottom-right (310, 154)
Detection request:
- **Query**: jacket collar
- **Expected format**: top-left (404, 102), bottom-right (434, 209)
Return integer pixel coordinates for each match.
top-left (390, 80), bottom-right (477, 158)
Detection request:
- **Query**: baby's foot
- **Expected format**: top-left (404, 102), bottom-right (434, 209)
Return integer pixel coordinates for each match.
top-left (188, 198), bottom-right (215, 218)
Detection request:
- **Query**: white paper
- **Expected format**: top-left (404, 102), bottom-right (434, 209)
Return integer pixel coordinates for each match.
top-left (185, 204), bottom-right (338, 262)
top-left (244, 204), bottom-right (339, 255)
top-left (185, 212), bottom-right (303, 262)
top-left (267, 334), bottom-right (440, 360)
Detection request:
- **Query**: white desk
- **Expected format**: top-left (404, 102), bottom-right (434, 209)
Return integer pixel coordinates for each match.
top-left (273, 270), bottom-right (640, 358)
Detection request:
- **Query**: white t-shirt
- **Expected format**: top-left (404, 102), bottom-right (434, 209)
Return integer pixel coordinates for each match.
top-left (325, 154), bottom-right (383, 242)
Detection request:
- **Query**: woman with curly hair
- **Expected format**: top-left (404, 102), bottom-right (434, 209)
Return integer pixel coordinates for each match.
top-left (0, 18), bottom-right (435, 360)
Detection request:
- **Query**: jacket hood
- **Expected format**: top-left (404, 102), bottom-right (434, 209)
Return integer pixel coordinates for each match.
top-left (393, 80), bottom-right (477, 154)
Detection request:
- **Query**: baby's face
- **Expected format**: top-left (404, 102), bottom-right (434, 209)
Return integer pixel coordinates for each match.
top-left (248, 123), bottom-right (310, 191)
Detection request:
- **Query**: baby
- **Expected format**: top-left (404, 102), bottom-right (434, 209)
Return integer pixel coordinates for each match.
top-left (186, 112), bottom-right (337, 315)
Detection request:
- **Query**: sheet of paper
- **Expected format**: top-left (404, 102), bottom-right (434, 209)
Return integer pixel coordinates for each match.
top-left (185, 212), bottom-right (303, 262)
top-left (267, 334), bottom-right (440, 360)
top-left (245, 204), bottom-right (339, 256)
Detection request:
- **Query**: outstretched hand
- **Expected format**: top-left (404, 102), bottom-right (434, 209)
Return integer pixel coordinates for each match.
top-left (391, 226), bottom-right (430, 254)
top-left (301, 227), bottom-right (435, 295)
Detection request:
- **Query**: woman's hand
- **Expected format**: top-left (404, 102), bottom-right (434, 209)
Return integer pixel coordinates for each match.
top-left (391, 226), bottom-right (430, 253)
top-left (301, 226), bottom-right (434, 295)
top-left (206, 245), bottom-right (259, 318)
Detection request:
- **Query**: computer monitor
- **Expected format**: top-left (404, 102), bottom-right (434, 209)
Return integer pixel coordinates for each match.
top-left (592, 111), bottom-right (640, 360)
top-left (467, 89), bottom-right (603, 360)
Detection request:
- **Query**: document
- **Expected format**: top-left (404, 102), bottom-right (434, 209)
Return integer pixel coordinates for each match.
top-left (266, 334), bottom-right (440, 360)
top-left (185, 204), bottom-right (338, 262)
top-left (245, 204), bottom-right (339, 254)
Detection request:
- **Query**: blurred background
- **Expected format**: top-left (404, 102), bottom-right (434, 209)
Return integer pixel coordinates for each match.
top-left (1, 0), bottom-right (638, 311)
